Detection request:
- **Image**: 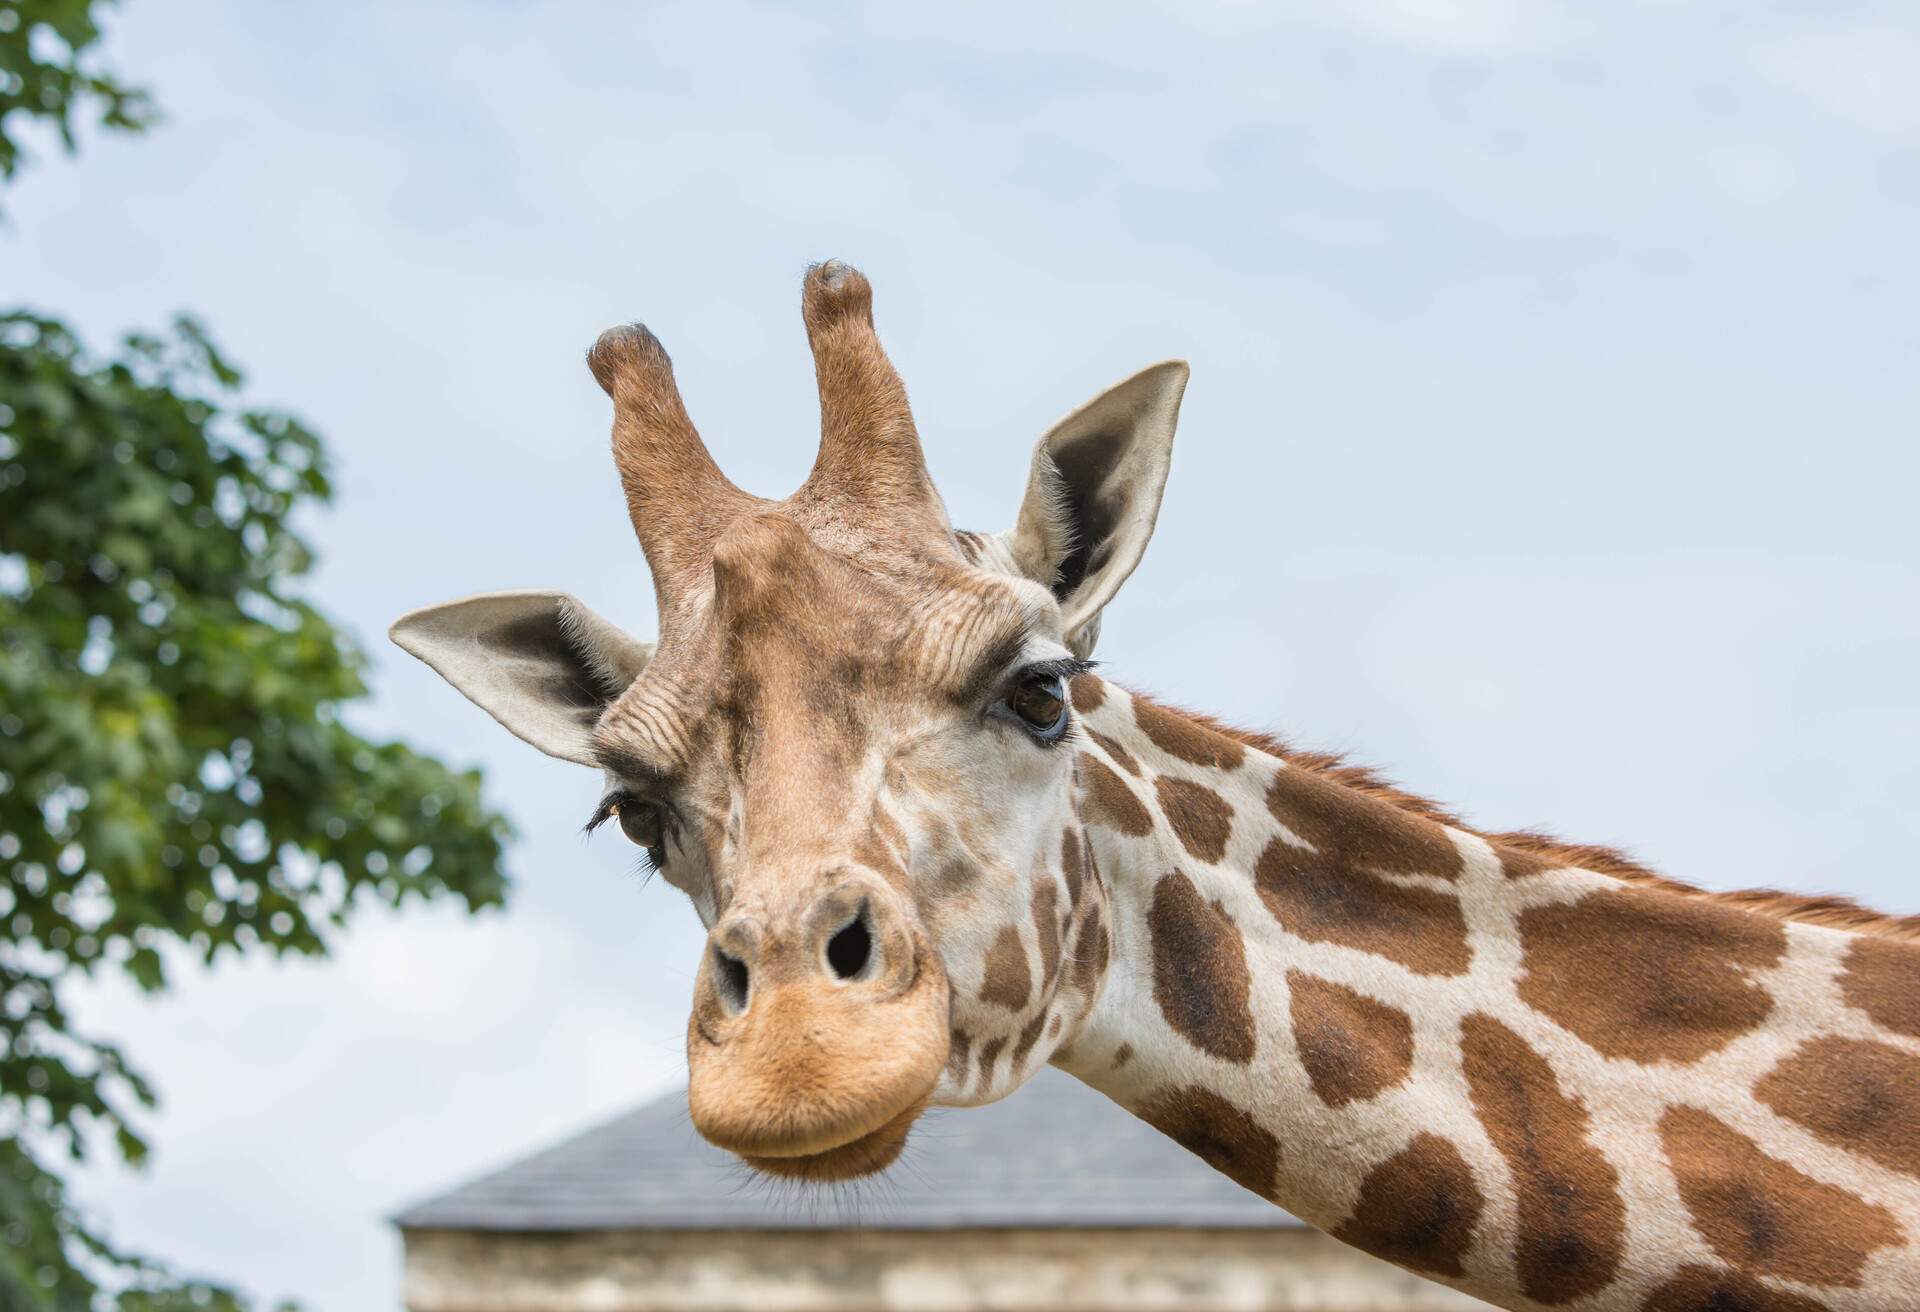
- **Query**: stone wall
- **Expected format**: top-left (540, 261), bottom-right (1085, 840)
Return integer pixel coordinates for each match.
top-left (402, 1227), bottom-right (1490, 1312)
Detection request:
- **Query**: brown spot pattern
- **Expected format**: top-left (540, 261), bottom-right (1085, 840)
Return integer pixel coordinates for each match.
top-left (1254, 837), bottom-right (1472, 976)
top-left (1639, 1266), bottom-right (1833, 1312)
top-left (1332, 1133), bottom-right (1483, 1278)
top-left (1079, 755), bottom-right (1152, 836)
top-left (1461, 1013), bottom-right (1625, 1304)
top-left (978, 925), bottom-right (1031, 1010)
top-left (1133, 698), bottom-right (1247, 770)
top-left (1267, 767), bottom-right (1463, 882)
top-left (1112, 1042), bottom-right (1134, 1068)
top-left (1149, 870), bottom-right (1256, 1063)
top-left (1500, 847), bottom-right (1556, 879)
top-left (1068, 672), bottom-right (1105, 712)
top-left (974, 1036), bottom-right (1006, 1087)
top-left (1155, 776), bottom-right (1234, 863)
top-left (934, 857), bottom-right (979, 894)
top-left (1660, 1105), bottom-right (1899, 1287)
top-left (946, 1030), bottom-right (972, 1082)
top-left (1032, 881), bottom-right (1061, 988)
top-left (1136, 1086), bottom-right (1279, 1198)
top-left (1061, 829), bottom-right (1087, 907)
top-left (1087, 728), bottom-right (1140, 775)
top-left (1068, 906), bottom-right (1109, 998)
top-left (1839, 935), bottom-right (1920, 1039)
top-left (1286, 971), bottom-right (1414, 1108)
top-left (1517, 886), bottom-right (1784, 1063)
top-left (1009, 1008), bottom-right (1050, 1071)
top-left (1757, 1037), bottom-right (1920, 1180)
top-left (854, 829), bottom-right (906, 886)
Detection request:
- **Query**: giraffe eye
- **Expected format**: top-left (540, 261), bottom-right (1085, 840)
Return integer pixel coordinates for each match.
top-left (614, 799), bottom-right (663, 849)
top-left (1003, 673), bottom-right (1069, 741)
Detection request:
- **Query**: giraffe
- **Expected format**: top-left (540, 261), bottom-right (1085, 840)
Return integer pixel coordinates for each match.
top-left (392, 262), bottom-right (1920, 1312)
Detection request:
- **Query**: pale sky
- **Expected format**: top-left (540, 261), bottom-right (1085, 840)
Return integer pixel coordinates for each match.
top-left (9, 1), bottom-right (1919, 1308)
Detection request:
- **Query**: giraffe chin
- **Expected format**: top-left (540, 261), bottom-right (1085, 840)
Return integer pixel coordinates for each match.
top-left (683, 944), bottom-right (952, 1177)
top-left (737, 1094), bottom-right (930, 1181)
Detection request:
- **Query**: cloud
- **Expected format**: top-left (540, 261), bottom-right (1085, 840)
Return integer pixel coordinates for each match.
top-left (1307, 0), bottom-right (1584, 57)
top-left (1749, 19), bottom-right (1920, 140)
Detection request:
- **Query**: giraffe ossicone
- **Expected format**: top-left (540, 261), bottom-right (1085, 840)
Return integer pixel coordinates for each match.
top-left (393, 262), bottom-right (1920, 1311)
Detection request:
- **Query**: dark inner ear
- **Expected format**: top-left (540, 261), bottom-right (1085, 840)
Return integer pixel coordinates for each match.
top-left (482, 612), bottom-right (620, 729)
top-left (1048, 424), bottom-right (1129, 598)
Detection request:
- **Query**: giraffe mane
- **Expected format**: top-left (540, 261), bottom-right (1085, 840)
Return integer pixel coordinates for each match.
top-left (1160, 701), bottom-right (1920, 944)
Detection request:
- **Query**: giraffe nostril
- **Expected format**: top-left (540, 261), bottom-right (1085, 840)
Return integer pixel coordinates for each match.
top-left (712, 945), bottom-right (750, 1014)
top-left (825, 909), bottom-right (874, 981)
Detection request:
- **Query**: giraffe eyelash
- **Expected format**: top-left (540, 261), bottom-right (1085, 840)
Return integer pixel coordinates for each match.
top-left (1020, 657), bottom-right (1096, 684)
top-left (633, 846), bottom-right (662, 884)
top-left (583, 791), bottom-right (631, 837)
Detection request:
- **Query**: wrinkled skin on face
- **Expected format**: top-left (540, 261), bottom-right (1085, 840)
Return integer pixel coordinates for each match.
top-left (391, 261), bottom-right (1186, 1178)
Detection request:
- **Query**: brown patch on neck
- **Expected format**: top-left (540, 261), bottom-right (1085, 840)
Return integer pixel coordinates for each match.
top-left (946, 1030), bottom-right (973, 1083)
top-left (1255, 725), bottom-right (1471, 980)
top-left (1031, 881), bottom-right (1062, 989)
top-left (1286, 971), bottom-right (1415, 1109)
top-left (1254, 837), bottom-right (1472, 977)
top-left (973, 1035), bottom-right (1006, 1089)
top-left (1757, 1037), bottom-right (1920, 1180)
top-left (1660, 1105), bottom-right (1900, 1288)
top-left (1266, 761), bottom-right (1463, 881)
top-left (1060, 829), bottom-right (1088, 907)
top-left (1135, 1085), bottom-right (1279, 1198)
top-left (1067, 902), bottom-right (1109, 998)
top-left (1132, 697), bottom-right (1246, 770)
top-left (1153, 776), bottom-right (1234, 863)
top-left (978, 925), bottom-right (1031, 1011)
top-left (1008, 1008), bottom-right (1050, 1074)
top-left (1068, 672), bottom-right (1106, 713)
top-left (1077, 755), bottom-right (1153, 836)
top-left (1086, 728), bottom-right (1141, 775)
top-left (1148, 870), bottom-right (1257, 1064)
top-left (1461, 1013), bottom-right (1625, 1305)
top-left (1331, 1132), bottom-right (1484, 1278)
top-left (1838, 936), bottom-right (1920, 1038)
top-left (1639, 1265), bottom-right (1833, 1312)
top-left (1134, 694), bottom-right (1920, 943)
top-left (1517, 886), bottom-right (1784, 1064)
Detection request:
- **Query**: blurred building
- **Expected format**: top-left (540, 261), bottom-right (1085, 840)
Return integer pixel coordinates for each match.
top-left (394, 1067), bottom-right (1484, 1312)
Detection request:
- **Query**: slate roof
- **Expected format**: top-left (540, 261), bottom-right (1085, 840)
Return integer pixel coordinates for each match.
top-left (394, 1067), bottom-right (1302, 1231)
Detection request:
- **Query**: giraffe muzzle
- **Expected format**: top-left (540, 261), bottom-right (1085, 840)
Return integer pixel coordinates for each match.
top-left (684, 877), bottom-right (950, 1178)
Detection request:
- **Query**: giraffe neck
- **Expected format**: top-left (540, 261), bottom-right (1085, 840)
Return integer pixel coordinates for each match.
top-left (1054, 675), bottom-right (1920, 1312)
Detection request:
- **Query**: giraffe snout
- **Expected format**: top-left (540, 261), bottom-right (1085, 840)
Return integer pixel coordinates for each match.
top-left (684, 877), bottom-right (950, 1179)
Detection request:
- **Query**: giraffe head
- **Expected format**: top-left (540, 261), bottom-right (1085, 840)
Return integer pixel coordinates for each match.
top-left (393, 263), bottom-right (1187, 1180)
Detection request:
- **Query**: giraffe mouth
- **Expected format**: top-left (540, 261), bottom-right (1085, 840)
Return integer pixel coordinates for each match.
top-left (737, 1093), bottom-right (930, 1181)
top-left (684, 915), bottom-right (951, 1177)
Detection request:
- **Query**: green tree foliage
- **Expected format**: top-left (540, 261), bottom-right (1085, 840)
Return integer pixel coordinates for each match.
top-left (0, 318), bottom-right (514, 1306)
top-left (1, 4), bottom-right (514, 1308)
top-left (0, 0), bottom-right (156, 196)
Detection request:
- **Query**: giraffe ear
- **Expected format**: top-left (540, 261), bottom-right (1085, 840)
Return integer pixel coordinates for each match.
top-left (1002, 360), bottom-right (1189, 658)
top-left (389, 590), bottom-right (653, 766)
